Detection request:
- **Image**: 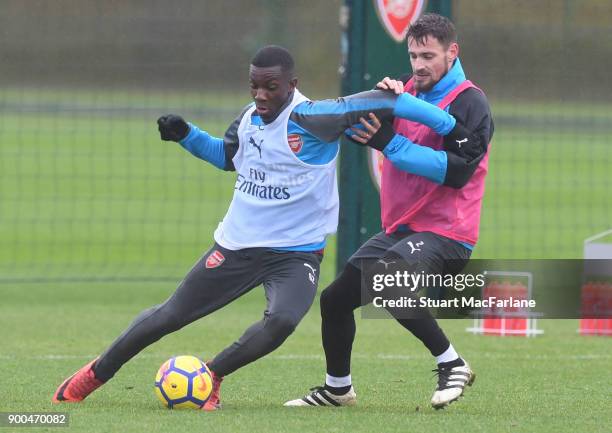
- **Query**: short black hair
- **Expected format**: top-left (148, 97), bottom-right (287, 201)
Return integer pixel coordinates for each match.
top-left (407, 13), bottom-right (457, 48)
top-left (251, 45), bottom-right (295, 74)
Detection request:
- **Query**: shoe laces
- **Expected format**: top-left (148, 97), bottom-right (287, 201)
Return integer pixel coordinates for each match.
top-left (71, 368), bottom-right (101, 396)
top-left (432, 367), bottom-right (453, 390)
top-left (308, 385), bottom-right (329, 397)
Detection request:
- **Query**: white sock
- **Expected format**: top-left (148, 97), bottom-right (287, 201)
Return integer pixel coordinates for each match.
top-left (436, 344), bottom-right (460, 364)
top-left (325, 373), bottom-right (352, 388)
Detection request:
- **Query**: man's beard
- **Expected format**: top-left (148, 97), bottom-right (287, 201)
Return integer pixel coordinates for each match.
top-left (414, 59), bottom-right (451, 92)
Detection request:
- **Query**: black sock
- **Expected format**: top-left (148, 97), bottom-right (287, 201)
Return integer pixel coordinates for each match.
top-left (438, 357), bottom-right (465, 369)
top-left (396, 317), bottom-right (451, 357)
top-left (324, 384), bottom-right (352, 395)
top-left (321, 263), bottom-right (363, 378)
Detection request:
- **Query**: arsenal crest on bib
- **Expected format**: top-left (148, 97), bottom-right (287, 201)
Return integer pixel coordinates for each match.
top-left (374, 0), bottom-right (426, 43)
top-left (287, 134), bottom-right (303, 153)
top-left (205, 250), bottom-right (225, 269)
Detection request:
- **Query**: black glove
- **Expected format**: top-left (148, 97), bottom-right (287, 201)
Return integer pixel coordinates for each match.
top-left (157, 114), bottom-right (190, 142)
top-left (357, 119), bottom-right (395, 152)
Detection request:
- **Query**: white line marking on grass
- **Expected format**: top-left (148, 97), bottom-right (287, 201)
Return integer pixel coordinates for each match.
top-left (376, 354), bottom-right (426, 360)
top-left (1, 353), bottom-right (610, 361)
top-left (273, 354), bottom-right (324, 360)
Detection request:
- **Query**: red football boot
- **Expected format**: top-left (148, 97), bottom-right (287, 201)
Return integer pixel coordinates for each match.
top-left (52, 358), bottom-right (105, 403)
top-left (202, 369), bottom-right (224, 411)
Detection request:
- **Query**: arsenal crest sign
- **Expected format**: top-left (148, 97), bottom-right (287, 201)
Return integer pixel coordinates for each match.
top-left (374, 0), bottom-right (426, 43)
top-left (205, 250), bottom-right (225, 269)
top-left (368, 148), bottom-right (384, 191)
top-left (287, 134), bottom-right (303, 153)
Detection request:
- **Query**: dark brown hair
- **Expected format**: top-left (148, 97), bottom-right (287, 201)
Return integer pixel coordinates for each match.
top-left (407, 13), bottom-right (457, 48)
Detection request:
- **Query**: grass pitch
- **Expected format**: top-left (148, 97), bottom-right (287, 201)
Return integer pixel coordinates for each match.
top-left (1, 89), bottom-right (611, 432)
top-left (1, 282), bottom-right (611, 433)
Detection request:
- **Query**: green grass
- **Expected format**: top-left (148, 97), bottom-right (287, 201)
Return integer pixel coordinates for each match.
top-left (1, 89), bottom-right (612, 432)
top-left (0, 111), bottom-right (236, 280)
top-left (1, 282), bottom-right (611, 433)
top-left (476, 127), bottom-right (611, 258)
top-left (1, 91), bottom-right (611, 281)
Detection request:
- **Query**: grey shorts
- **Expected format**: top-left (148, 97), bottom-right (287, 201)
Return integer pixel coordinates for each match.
top-left (349, 229), bottom-right (471, 275)
top-left (168, 243), bottom-right (324, 323)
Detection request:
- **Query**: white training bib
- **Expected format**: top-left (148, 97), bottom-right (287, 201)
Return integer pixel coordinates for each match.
top-left (214, 89), bottom-right (339, 250)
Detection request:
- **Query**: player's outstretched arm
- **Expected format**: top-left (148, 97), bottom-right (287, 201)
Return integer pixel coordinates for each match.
top-left (392, 92), bottom-right (456, 135)
top-left (289, 90), bottom-right (397, 144)
top-left (352, 99), bottom-right (489, 189)
top-left (157, 114), bottom-right (226, 170)
top-left (158, 114), bottom-right (190, 142)
top-left (292, 89), bottom-right (461, 144)
top-left (350, 114), bottom-right (447, 184)
top-left (392, 92), bottom-right (485, 154)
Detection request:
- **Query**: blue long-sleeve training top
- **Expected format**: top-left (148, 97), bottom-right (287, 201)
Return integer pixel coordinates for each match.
top-left (176, 73), bottom-right (492, 251)
top-left (179, 87), bottom-right (455, 173)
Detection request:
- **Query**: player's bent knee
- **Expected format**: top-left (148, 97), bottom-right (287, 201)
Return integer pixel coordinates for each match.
top-left (320, 288), bottom-right (340, 316)
top-left (150, 304), bottom-right (189, 333)
top-left (265, 311), bottom-right (299, 341)
top-left (322, 262), bottom-right (363, 315)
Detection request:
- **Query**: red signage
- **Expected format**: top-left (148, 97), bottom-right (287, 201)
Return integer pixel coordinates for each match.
top-left (374, 0), bottom-right (426, 43)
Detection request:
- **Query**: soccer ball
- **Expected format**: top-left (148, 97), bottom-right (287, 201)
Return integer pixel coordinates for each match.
top-left (154, 355), bottom-right (213, 409)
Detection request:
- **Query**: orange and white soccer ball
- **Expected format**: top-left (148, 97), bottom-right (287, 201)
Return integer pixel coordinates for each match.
top-left (154, 355), bottom-right (213, 409)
